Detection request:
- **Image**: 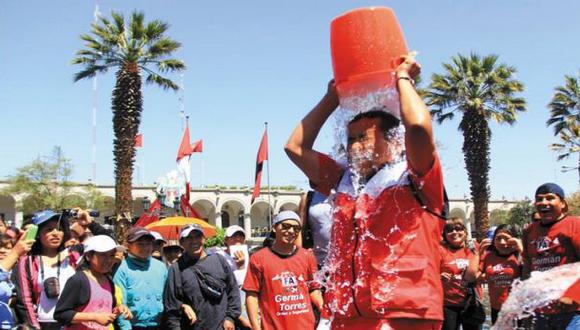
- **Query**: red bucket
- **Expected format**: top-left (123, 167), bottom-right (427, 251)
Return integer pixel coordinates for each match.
top-left (331, 7), bottom-right (408, 99)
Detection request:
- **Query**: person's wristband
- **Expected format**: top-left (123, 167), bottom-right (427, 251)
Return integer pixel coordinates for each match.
top-left (396, 76), bottom-right (415, 86)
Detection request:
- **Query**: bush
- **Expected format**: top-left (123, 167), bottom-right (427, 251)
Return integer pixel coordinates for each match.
top-left (204, 227), bottom-right (225, 248)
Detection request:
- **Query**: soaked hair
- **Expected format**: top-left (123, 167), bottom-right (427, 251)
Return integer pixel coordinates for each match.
top-left (441, 217), bottom-right (468, 249)
top-left (348, 109), bottom-right (400, 136)
top-left (490, 224), bottom-right (522, 256)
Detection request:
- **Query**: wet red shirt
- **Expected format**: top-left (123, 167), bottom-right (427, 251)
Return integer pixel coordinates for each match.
top-left (523, 215), bottom-right (580, 313)
top-left (480, 251), bottom-right (521, 310)
top-left (439, 245), bottom-right (477, 307)
top-left (315, 153), bottom-right (445, 324)
top-left (242, 247), bottom-right (319, 330)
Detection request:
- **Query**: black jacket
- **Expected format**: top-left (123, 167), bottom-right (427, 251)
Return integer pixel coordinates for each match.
top-left (163, 252), bottom-right (241, 330)
top-left (53, 270), bottom-right (117, 325)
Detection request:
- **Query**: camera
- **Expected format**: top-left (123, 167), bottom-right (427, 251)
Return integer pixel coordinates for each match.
top-left (43, 277), bottom-right (60, 298)
top-left (62, 209), bottom-right (100, 220)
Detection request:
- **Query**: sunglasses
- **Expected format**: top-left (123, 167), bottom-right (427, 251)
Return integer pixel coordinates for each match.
top-left (445, 225), bottom-right (465, 233)
top-left (279, 223), bottom-right (302, 232)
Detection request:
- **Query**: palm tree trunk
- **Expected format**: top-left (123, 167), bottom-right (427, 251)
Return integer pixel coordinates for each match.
top-left (460, 109), bottom-right (491, 241)
top-left (112, 65), bottom-right (143, 242)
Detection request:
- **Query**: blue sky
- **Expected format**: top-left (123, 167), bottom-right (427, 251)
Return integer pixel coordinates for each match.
top-left (1, 0), bottom-right (578, 200)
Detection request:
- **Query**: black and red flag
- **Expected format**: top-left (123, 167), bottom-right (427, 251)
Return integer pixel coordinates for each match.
top-left (252, 128), bottom-right (268, 203)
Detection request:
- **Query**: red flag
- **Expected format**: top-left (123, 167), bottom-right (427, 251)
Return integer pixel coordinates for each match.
top-left (134, 133), bottom-right (143, 148)
top-left (252, 129), bottom-right (268, 202)
top-left (191, 139), bottom-right (203, 153)
top-left (180, 193), bottom-right (201, 218)
top-left (135, 199), bottom-right (161, 227)
top-left (176, 124), bottom-right (193, 161)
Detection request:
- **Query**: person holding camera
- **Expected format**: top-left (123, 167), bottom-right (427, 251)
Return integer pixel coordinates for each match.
top-left (13, 210), bottom-right (79, 330)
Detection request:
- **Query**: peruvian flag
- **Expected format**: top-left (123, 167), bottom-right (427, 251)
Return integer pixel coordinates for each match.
top-left (252, 128), bottom-right (268, 202)
top-left (135, 199), bottom-right (161, 227)
top-left (134, 133), bottom-right (143, 148)
top-left (176, 122), bottom-right (202, 202)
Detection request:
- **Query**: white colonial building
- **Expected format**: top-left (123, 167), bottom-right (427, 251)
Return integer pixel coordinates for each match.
top-left (0, 181), bottom-right (522, 239)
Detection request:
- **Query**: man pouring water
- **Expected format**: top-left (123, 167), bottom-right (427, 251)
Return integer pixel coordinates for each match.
top-left (285, 53), bottom-right (446, 329)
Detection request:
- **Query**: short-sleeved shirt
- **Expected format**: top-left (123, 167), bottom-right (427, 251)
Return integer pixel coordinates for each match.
top-left (440, 245), bottom-right (476, 307)
top-left (242, 247), bottom-right (319, 330)
top-left (523, 215), bottom-right (580, 272)
top-left (523, 215), bottom-right (580, 313)
top-left (480, 251), bottom-right (521, 310)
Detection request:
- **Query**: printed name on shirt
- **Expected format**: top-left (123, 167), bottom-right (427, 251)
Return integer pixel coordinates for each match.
top-left (272, 271), bottom-right (310, 316)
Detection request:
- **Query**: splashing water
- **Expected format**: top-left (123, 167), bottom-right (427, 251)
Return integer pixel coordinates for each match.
top-left (312, 85), bottom-right (429, 320)
top-left (492, 262), bottom-right (580, 329)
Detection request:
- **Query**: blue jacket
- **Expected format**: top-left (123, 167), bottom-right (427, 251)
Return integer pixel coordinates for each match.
top-left (114, 255), bottom-right (167, 329)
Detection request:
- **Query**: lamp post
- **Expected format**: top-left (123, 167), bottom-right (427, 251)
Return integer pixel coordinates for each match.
top-left (142, 196), bottom-right (151, 212)
top-left (173, 196), bottom-right (181, 216)
top-left (464, 194), bottom-right (472, 239)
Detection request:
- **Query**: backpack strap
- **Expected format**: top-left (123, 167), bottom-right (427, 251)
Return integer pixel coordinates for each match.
top-left (408, 174), bottom-right (448, 220)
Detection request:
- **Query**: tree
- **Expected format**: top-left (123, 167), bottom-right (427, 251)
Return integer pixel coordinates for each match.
top-left (73, 11), bottom-right (185, 240)
top-left (506, 201), bottom-right (535, 228)
top-left (566, 191), bottom-right (580, 215)
top-left (425, 53), bottom-right (526, 240)
top-left (1, 147), bottom-right (100, 215)
top-left (547, 73), bottom-right (580, 183)
top-left (489, 209), bottom-right (509, 226)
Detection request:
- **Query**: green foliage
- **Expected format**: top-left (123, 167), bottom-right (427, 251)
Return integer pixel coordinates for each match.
top-left (490, 209), bottom-right (509, 225)
top-left (204, 227), bottom-right (225, 248)
top-left (547, 73), bottom-right (580, 163)
top-left (566, 191), bottom-right (580, 215)
top-left (2, 147), bottom-right (74, 214)
top-left (506, 201), bottom-right (535, 228)
top-left (1, 147), bottom-right (107, 216)
top-left (72, 10), bottom-right (186, 89)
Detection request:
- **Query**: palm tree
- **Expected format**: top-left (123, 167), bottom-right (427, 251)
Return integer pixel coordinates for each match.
top-left (73, 11), bottom-right (185, 239)
top-left (425, 53), bottom-right (526, 240)
top-left (547, 73), bottom-right (580, 183)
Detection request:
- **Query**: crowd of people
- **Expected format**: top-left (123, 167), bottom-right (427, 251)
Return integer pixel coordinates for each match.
top-left (0, 54), bottom-right (576, 330)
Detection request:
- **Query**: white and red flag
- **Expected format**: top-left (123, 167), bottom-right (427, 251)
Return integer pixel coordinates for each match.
top-left (176, 122), bottom-right (202, 202)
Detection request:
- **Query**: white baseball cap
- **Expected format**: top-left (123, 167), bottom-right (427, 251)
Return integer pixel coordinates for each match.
top-left (150, 231), bottom-right (166, 243)
top-left (225, 225), bottom-right (246, 238)
top-left (179, 224), bottom-right (205, 239)
top-left (84, 235), bottom-right (126, 254)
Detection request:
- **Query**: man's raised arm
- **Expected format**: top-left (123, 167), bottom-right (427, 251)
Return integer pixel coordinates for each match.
top-left (396, 53), bottom-right (436, 177)
top-left (285, 80), bottom-right (339, 186)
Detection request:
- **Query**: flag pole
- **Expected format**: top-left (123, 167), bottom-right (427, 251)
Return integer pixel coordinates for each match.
top-left (265, 122), bottom-right (272, 228)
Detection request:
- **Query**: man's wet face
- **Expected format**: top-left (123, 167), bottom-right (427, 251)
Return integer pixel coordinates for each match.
top-left (347, 117), bottom-right (392, 180)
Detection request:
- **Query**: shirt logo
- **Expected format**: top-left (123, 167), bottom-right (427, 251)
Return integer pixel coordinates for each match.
top-left (272, 271), bottom-right (303, 293)
top-left (533, 236), bottom-right (560, 253)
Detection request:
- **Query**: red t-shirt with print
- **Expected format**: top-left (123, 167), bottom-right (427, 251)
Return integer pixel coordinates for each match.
top-left (242, 247), bottom-right (319, 330)
top-left (440, 245), bottom-right (477, 307)
top-left (523, 215), bottom-right (580, 313)
top-left (480, 250), bottom-right (522, 310)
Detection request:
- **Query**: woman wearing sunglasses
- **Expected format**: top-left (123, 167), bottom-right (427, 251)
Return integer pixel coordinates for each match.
top-left (439, 217), bottom-right (482, 330)
top-left (14, 210), bottom-right (78, 330)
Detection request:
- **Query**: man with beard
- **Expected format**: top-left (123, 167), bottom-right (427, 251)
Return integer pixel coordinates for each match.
top-left (285, 53), bottom-right (445, 329)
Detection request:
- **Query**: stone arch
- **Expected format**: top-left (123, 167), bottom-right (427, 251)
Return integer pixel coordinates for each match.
top-left (276, 201), bottom-right (299, 214)
top-left (220, 199), bottom-right (246, 228)
top-left (191, 198), bottom-right (217, 224)
top-left (448, 208), bottom-right (466, 220)
top-left (250, 201), bottom-right (273, 237)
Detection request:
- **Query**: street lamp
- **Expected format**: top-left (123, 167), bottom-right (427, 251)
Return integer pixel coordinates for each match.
top-left (173, 196), bottom-right (181, 215)
top-left (142, 196), bottom-right (151, 212)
